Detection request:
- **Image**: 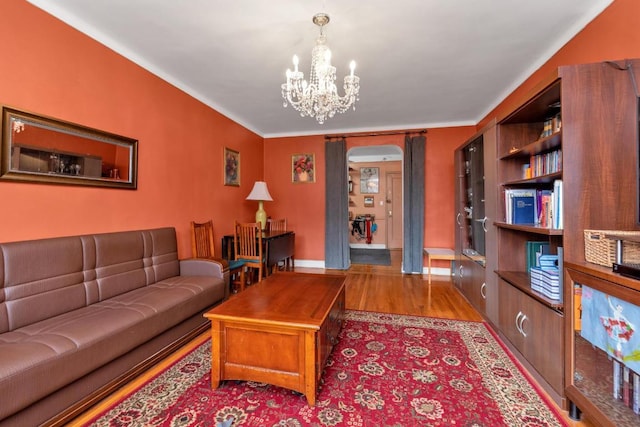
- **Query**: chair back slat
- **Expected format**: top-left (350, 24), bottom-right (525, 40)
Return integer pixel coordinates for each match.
top-left (234, 222), bottom-right (262, 263)
top-left (191, 220), bottom-right (215, 258)
top-left (268, 218), bottom-right (287, 232)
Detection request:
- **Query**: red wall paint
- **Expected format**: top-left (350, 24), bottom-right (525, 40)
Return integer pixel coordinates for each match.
top-left (0, 0), bottom-right (264, 258)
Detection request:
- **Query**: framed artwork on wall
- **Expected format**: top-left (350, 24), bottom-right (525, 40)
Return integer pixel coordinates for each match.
top-left (360, 167), bottom-right (379, 193)
top-left (292, 153), bottom-right (315, 183)
top-left (224, 147), bottom-right (240, 186)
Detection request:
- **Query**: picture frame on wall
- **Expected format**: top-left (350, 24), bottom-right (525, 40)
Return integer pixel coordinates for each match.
top-left (364, 196), bottom-right (374, 207)
top-left (224, 147), bottom-right (240, 186)
top-left (360, 167), bottom-right (379, 193)
top-left (292, 153), bottom-right (315, 183)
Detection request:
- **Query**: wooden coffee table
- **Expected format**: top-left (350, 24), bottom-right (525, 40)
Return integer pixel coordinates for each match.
top-left (204, 272), bottom-right (346, 405)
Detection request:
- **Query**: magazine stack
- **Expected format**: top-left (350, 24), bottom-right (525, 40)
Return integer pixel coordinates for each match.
top-left (530, 254), bottom-right (561, 300)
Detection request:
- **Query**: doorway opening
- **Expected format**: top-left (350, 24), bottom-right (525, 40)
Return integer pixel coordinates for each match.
top-left (347, 145), bottom-right (403, 268)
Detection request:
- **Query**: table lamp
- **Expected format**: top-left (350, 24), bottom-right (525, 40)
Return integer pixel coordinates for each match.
top-left (246, 181), bottom-right (273, 229)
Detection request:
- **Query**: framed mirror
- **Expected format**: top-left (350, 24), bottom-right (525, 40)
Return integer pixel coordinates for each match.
top-left (1, 106), bottom-right (138, 189)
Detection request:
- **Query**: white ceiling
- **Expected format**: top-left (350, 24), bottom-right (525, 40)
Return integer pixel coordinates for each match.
top-left (27, 0), bottom-right (613, 138)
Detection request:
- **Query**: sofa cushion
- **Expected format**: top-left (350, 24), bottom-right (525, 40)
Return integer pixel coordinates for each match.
top-left (92, 230), bottom-right (147, 301)
top-left (0, 272), bottom-right (224, 420)
top-left (0, 236), bottom-right (86, 333)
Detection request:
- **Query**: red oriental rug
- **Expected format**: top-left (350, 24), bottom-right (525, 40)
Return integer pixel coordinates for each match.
top-left (82, 311), bottom-right (568, 426)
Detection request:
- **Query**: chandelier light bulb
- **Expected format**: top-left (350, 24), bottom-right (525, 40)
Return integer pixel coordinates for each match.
top-left (281, 12), bottom-right (360, 124)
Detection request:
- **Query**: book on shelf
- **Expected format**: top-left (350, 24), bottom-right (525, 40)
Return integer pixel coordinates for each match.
top-left (612, 360), bottom-right (640, 414)
top-left (530, 266), bottom-right (561, 300)
top-left (504, 189), bottom-right (536, 224)
top-left (526, 149), bottom-right (562, 179)
top-left (553, 179), bottom-right (563, 229)
top-left (614, 359), bottom-right (622, 400)
top-left (503, 180), bottom-right (562, 229)
top-left (631, 372), bottom-right (640, 415)
top-left (526, 241), bottom-right (550, 272)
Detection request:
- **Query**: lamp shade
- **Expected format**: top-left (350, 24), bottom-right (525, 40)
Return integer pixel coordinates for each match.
top-left (246, 181), bottom-right (273, 201)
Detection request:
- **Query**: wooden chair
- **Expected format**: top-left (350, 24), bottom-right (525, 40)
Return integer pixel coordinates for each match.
top-left (234, 221), bottom-right (264, 289)
top-left (268, 218), bottom-right (287, 232)
top-left (191, 220), bottom-right (245, 293)
top-left (267, 218), bottom-right (293, 272)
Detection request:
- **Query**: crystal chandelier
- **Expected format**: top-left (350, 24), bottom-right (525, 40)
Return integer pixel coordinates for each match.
top-left (281, 13), bottom-right (360, 124)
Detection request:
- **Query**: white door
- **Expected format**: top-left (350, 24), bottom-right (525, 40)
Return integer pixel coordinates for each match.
top-left (386, 172), bottom-right (403, 249)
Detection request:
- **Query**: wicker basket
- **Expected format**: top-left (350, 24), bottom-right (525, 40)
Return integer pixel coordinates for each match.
top-left (583, 230), bottom-right (640, 267)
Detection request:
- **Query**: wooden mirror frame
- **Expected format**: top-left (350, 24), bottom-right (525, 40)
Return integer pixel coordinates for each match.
top-left (1, 106), bottom-right (138, 189)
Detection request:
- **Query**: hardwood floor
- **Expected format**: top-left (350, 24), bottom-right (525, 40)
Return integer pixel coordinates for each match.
top-left (70, 249), bottom-right (593, 426)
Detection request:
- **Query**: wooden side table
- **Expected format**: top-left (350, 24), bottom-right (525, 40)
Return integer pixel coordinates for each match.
top-left (423, 247), bottom-right (455, 284)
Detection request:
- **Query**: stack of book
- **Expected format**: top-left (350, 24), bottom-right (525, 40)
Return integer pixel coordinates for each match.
top-left (530, 254), bottom-right (561, 300)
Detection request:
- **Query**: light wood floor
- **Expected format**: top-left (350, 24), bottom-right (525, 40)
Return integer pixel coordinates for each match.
top-left (71, 249), bottom-right (592, 426)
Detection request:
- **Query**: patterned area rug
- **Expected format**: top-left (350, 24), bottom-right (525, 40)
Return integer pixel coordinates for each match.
top-left (84, 311), bottom-right (567, 426)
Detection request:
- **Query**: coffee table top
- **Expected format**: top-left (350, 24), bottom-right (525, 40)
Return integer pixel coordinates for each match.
top-left (204, 272), bottom-right (346, 329)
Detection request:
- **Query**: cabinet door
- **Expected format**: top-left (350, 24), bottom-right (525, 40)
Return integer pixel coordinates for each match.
top-left (454, 150), bottom-right (465, 289)
top-left (458, 257), bottom-right (487, 315)
top-left (499, 279), bottom-right (564, 394)
top-left (519, 292), bottom-right (564, 394)
top-left (498, 279), bottom-right (526, 350)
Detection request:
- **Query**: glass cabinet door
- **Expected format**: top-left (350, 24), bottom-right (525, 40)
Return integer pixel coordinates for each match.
top-left (462, 137), bottom-right (486, 264)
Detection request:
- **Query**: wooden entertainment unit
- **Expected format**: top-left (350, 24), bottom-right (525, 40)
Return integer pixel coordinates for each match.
top-left (455, 58), bottom-right (640, 425)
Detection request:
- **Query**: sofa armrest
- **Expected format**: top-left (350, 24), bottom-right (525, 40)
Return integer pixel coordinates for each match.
top-left (180, 257), bottom-right (230, 300)
top-left (180, 257), bottom-right (227, 278)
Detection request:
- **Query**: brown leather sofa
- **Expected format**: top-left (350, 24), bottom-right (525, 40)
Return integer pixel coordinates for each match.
top-left (0, 227), bottom-right (229, 426)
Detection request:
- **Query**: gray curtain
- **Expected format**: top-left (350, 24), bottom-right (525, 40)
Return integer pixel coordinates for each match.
top-left (403, 134), bottom-right (426, 273)
top-left (324, 139), bottom-right (350, 269)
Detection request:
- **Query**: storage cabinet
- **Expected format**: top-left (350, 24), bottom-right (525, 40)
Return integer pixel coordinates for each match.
top-left (487, 58), bottom-right (640, 424)
top-left (494, 74), bottom-right (566, 404)
top-left (454, 122), bottom-right (498, 323)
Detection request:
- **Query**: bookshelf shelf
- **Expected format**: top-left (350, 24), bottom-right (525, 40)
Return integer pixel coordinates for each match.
top-left (499, 131), bottom-right (562, 160)
top-left (494, 221), bottom-right (563, 235)
top-left (502, 171), bottom-right (563, 186)
top-left (496, 270), bottom-right (564, 310)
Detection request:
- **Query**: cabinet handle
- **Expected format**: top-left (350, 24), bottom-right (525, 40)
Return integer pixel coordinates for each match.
top-left (519, 315), bottom-right (528, 338)
top-left (480, 282), bottom-right (486, 299)
top-left (481, 216), bottom-right (488, 233)
top-left (459, 265), bottom-right (464, 278)
top-left (515, 311), bottom-right (523, 334)
top-left (456, 212), bottom-right (462, 226)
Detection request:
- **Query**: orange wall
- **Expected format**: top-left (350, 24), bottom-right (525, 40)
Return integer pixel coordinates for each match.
top-left (264, 129), bottom-right (475, 265)
top-left (2, 0), bottom-right (640, 269)
top-left (0, 0), bottom-right (264, 258)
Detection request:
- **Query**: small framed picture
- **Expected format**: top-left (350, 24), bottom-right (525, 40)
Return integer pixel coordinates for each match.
top-left (360, 167), bottom-right (379, 193)
top-left (224, 147), bottom-right (240, 186)
top-left (364, 196), bottom-right (374, 207)
top-left (292, 153), bottom-right (315, 183)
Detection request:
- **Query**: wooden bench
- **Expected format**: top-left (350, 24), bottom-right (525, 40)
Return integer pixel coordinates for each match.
top-left (423, 248), bottom-right (455, 284)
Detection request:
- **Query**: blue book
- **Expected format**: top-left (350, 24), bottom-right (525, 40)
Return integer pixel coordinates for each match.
top-left (512, 194), bottom-right (536, 224)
